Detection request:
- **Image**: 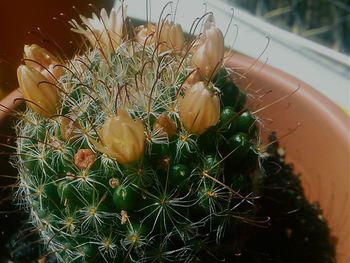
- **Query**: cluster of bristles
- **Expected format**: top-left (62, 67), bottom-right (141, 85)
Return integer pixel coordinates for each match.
top-left (14, 3), bottom-right (266, 262)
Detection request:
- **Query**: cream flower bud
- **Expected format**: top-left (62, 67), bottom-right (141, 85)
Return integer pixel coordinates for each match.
top-left (17, 65), bottom-right (59, 117)
top-left (99, 110), bottom-right (145, 164)
top-left (156, 21), bottom-right (185, 53)
top-left (179, 82), bottom-right (220, 135)
top-left (191, 15), bottom-right (224, 80)
top-left (135, 23), bottom-right (156, 46)
top-left (23, 44), bottom-right (61, 81)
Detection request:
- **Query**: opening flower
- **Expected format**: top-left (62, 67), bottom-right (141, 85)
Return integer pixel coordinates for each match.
top-left (17, 65), bottom-right (59, 117)
top-left (135, 23), bottom-right (156, 46)
top-left (191, 15), bottom-right (225, 80)
top-left (70, 6), bottom-right (127, 52)
top-left (98, 110), bottom-right (145, 164)
top-left (179, 81), bottom-right (220, 135)
top-left (156, 20), bottom-right (185, 53)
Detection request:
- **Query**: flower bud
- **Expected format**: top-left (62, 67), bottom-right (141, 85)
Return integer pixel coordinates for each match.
top-left (99, 110), bottom-right (145, 164)
top-left (17, 65), bottom-right (59, 117)
top-left (23, 44), bottom-right (62, 81)
top-left (191, 15), bottom-right (224, 80)
top-left (135, 23), bottom-right (156, 46)
top-left (156, 21), bottom-right (185, 53)
top-left (153, 113), bottom-right (177, 138)
top-left (179, 82), bottom-right (220, 135)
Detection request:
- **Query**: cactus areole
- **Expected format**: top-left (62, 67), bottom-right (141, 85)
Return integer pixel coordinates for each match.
top-left (12, 4), bottom-right (334, 263)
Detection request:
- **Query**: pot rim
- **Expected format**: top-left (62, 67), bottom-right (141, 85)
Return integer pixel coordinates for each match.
top-left (0, 89), bottom-right (22, 122)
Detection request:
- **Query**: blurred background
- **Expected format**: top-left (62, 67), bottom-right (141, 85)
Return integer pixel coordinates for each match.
top-left (227, 0), bottom-right (350, 56)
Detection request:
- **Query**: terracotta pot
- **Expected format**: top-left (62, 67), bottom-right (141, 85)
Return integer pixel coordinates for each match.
top-left (226, 53), bottom-right (350, 263)
top-left (0, 54), bottom-right (349, 262)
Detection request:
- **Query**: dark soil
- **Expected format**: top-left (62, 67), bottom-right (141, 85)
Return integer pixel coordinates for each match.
top-left (235, 133), bottom-right (336, 263)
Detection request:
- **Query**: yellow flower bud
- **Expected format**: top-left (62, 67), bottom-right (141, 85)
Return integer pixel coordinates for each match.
top-left (153, 113), bottom-right (177, 138)
top-left (156, 20), bottom-right (185, 53)
top-left (23, 44), bottom-right (62, 81)
top-left (17, 65), bottom-right (59, 117)
top-left (191, 15), bottom-right (224, 80)
top-left (99, 110), bottom-right (145, 164)
top-left (179, 82), bottom-right (220, 135)
top-left (135, 23), bottom-right (156, 46)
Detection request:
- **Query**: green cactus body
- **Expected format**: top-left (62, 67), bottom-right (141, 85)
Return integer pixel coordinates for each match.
top-left (14, 7), bottom-right (265, 262)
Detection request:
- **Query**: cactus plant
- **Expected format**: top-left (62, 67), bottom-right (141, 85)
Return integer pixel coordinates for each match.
top-left (9, 4), bottom-right (334, 263)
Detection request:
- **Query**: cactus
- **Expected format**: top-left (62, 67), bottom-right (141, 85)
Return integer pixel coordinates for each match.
top-left (10, 4), bottom-right (332, 263)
